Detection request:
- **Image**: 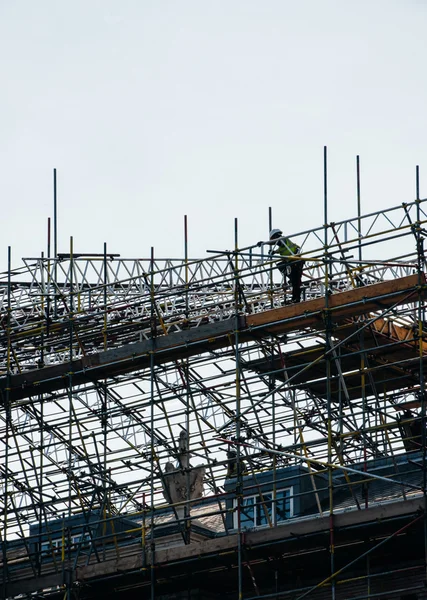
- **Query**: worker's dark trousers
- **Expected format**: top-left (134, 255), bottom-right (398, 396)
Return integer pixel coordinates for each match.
top-left (278, 259), bottom-right (303, 302)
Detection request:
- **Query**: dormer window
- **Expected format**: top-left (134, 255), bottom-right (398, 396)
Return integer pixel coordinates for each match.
top-left (233, 488), bottom-right (293, 529)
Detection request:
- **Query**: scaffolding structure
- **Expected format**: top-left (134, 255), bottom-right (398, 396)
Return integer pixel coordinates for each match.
top-left (1, 180), bottom-right (427, 599)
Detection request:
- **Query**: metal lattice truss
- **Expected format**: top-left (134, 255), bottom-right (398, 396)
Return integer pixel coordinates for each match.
top-left (1, 198), bottom-right (427, 543)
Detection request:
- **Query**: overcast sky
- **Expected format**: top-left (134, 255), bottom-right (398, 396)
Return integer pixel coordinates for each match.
top-left (1, 1), bottom-right (426, 269)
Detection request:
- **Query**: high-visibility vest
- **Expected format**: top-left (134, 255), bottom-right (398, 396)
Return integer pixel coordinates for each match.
top-left (277, 237), bottom-right (299, 258)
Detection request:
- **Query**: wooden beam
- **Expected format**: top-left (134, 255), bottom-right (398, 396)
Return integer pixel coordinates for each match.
top-left (0, 318), bottom-right (244, 403)
top-left (246, 274), bottom-right (424, 334)
top-left (1, 275), bottom-right (424, 403)
top-left (371, 317), bottom-right (427, 353)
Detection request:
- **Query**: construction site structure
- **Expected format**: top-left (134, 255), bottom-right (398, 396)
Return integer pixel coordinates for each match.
top-left (1, 175), bottom-right (427, 599)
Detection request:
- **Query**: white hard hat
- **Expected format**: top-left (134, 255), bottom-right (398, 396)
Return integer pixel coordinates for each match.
top-left (269, 228), bottom-right (282, 239)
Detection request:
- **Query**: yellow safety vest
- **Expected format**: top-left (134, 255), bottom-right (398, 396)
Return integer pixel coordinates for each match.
top-left (277, 238), bottom-right (299, 258)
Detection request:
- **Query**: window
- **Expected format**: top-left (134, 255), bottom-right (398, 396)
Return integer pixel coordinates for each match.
top-left (41, 539), bottom-right (61, 555)
top-left (233, 488), bottom-right (292, 529)
top-left (40, 532), bottom-right (91, 556)
top-left (71, 532), bottom-right (91, 546)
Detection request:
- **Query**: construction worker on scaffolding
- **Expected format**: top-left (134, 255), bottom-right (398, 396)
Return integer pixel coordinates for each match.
top-left (268, 229), bottom-right (303, 303)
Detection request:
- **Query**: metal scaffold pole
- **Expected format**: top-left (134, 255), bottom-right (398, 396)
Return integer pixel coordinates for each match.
top-left (234, 217), bottom-right (244, 600)
top-left (65, 235), bottom-right (74, 599)
top-left (53, 168), bottom-right (58, 319)
top-left (415, 165), bottom-right (427, 583)
top-left (323, 146), bottom-right (336, 600)
top-left (184, 215), bottom-right (191, 550)
top-left (150, 245), bottom-right (156, 600)
top-left (357, 155), bottom-right (362, 264)
top-left (2, 246), bottom-right (12, 598)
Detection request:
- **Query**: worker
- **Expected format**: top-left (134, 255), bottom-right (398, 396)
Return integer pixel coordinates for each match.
top-left (225, 450), bottom-right (247, 478)
top-left (268, 229), bottom-right (303, 303)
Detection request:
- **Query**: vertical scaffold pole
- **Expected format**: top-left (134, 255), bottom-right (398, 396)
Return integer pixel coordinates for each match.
top-left (415, 166), bottom-right (427, 581)
top-left (360, 295), bottom-right (369, 598)
top-left (184, 215), bottom-right (191, 546)
top-left (357, 155), bottom-right (362, 263)
top-left (66, 236), bottom-right (74, 598)
top-left (323, 146), bottom-right (335, 600)
top-left (47, 217), bottom-right (51, 339)
top-left (235, 217), bottom-right (243, 600)
top-left (40, 218), bottom-right (51, 574)
top-left (356, 156), bottom-right (369, 529)
top-left (38, 382), bottom-right (44, 579)
top-left (359, 241), bottom-right (370, 600)
top-left (324, 146), bottom-right (328, 243)
top-left (268, 206), bottom-right (274, 309)
top-left (53, 168), bottom-right (58, 318)
top-left (38, 230), bottom-right (47, 576)
top-left (184, 215), bottom-right (189, 319)
top-left (2, 246), bottom-right (12, 597)
top-left (150, 246), bottom-right (156, 600)
top-left (40, 251), bottom-right (45, 368)
top-left (267, 206), bottom-right (279, 559)
top-left (102, 242), bottom-right (108, 541)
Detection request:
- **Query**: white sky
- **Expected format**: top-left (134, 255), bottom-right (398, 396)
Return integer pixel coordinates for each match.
top-left (1, 1), bottom-right (427, 269)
